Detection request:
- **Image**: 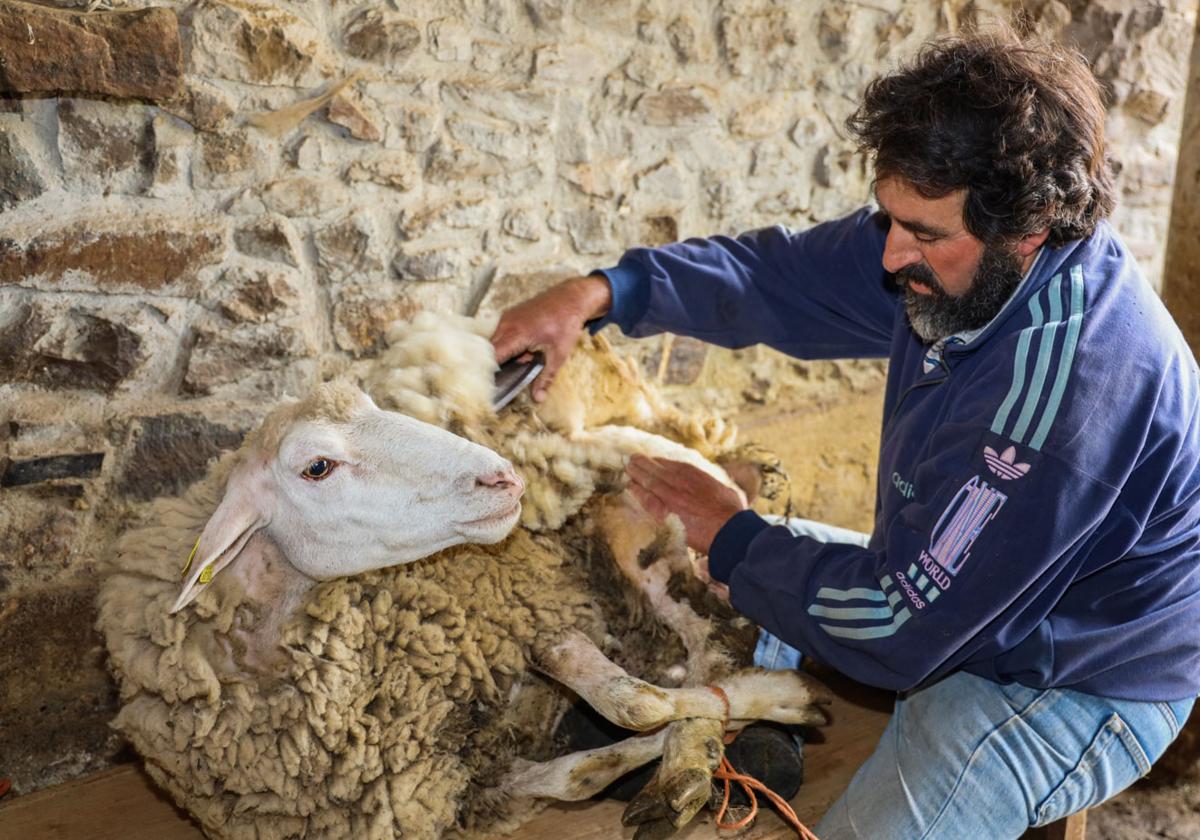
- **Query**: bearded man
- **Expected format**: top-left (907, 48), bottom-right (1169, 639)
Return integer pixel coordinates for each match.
top-left (492, 30), bottom-right (1200, 839)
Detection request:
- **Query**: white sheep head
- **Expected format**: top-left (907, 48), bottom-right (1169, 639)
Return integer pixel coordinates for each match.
top-left (171, 380), bottom-right (523, 613)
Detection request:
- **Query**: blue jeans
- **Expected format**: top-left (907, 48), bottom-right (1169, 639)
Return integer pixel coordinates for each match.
top-left (753, 517), bottom-right (1195, 839)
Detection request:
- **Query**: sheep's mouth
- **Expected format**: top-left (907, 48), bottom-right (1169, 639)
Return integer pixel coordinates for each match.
top-left (459, 501), bottom-right (521, 529)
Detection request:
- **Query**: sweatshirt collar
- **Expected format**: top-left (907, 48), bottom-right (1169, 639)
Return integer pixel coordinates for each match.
top-left (922, 244), bottom-right (1055, 372)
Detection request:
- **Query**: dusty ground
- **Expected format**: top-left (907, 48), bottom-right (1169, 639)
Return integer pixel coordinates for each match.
top-left (1089, 779), bottom-right (1200, 839)
top-left (728, 390), bottom-right (1200, 840)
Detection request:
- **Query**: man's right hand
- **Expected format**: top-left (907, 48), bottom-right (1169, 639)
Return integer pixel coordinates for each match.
top-left (490, 274), bottom-right (613, 402)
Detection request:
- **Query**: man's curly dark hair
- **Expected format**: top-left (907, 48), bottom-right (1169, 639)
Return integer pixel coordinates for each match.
top-left (846, 29), bottom-right (1116, 247)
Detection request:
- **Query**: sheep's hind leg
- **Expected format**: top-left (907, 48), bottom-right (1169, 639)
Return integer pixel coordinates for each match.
top-left (620, 717), bottom-right (726, 836)
top-left (499, 728), bottom-right (668, 800)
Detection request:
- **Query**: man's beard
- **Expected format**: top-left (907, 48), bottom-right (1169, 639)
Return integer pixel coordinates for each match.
top-left (897, 244), bottom-right (1025, 344)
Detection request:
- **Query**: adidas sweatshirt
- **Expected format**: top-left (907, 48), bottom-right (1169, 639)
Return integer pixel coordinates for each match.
top-left (592, 208), bottom-right (1200, 701)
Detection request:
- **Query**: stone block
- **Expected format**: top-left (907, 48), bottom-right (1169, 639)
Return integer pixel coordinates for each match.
top-left (424, 139), bottom-right (499, 185)
top-left (392, 247), bottom-right (466, 282)
top-left (428, 17), bottom-right (471, 62)
top-left (441, 81), bottom-right (555, 131)
top-left (1, 453), bottom-right (104, 488)
top-left (314, 214), bottom-right (386, 284)
top-left (233, 215), bottom-right (301, 266)
top-left (328, 90), bottom-right (383, 142)
top-left (501, 208), bottom-right (542, 241)
top-left (447, 114), bottom-right (524, 160)
top-left (0, 212), bottom-right (225, 295)
top-left (344, 151), bottom-right (418, 191)
top-left (194, 128), bottom-right (267, 189)
top-left (0, 1), bottom-right (182, 100)
top-left (212, 265), bottom-right (301, 324)
top-left (189, 0), bottom-right (334, 87)
top-left (331, 284), bottom-right (420, 357)
top-left (397, 195), bottom-right (491, 241)
top-left (160, 79), bottom-right (235, 133)
top-left (533, 44), bottom-right (605, 85)
top-left (549, 207), bottom-right (613, 255)
top-left (0, 302), bottom-right (141, 393)
top-left (731, 99), bottom-right (790, 139)
top-left (667, 16), bottom-right (708, 64)
top-left (148, 113), bottom-right (193, 197)
top-left (477, 267), bottom-right (576, 315)
top-left (0, 128), bottom-right (44, 212)
top-left (0, 483), bottom-right (95, 589)
top-left (634, 86), bottom-right (716, 127)
top-left (116, 413), bottom-right (244, 500)
top-left (343, 8), bottom-right (420, 68)
top-left (523, 0), bottom-right (566, 32)
top-left (718, 8), bottom-right (799, 78)
top-left (562, 160), bottom-right (624, 199)
top-left (57, 99), bottom-right (153, 195)
top-left (259, 176), bottom-right (350, 218)
top-left (639, 214), bottom-right (678, 247)
top-left (387, 100), bottom-right (440, 155)
top-left (635, 158), bottom-right (687, 202)
top-left (0, 582), bottom-right (124, 795)
top-left (1126, 87), bottom-right (1171, 125)
top-left (183, 313), bottom-right (319, 395)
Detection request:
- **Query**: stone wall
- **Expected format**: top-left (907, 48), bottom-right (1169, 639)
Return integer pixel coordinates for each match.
top-left (0, 0), bottom-right (1194, 795)
top-left (1165, 8), bottom-right (1200, 350)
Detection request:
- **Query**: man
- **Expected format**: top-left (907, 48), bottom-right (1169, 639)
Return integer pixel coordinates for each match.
top-left (492, 30), bottom-right (1200, 838)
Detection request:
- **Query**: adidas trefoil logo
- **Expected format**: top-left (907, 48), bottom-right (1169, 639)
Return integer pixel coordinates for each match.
top-left (983, 445), bottom-right (1030, 480)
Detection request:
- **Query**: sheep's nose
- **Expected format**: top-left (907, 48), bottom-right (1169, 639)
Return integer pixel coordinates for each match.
top-left (476, 467), bottom-right (524, 499)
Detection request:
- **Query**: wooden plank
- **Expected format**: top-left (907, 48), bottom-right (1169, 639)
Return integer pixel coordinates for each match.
top-left (0, 677), bottom-right (893, 840)
top-left (0, 765), bottom-right (202, 840)
top-left (1022, 811), bottom-right (1087, 840)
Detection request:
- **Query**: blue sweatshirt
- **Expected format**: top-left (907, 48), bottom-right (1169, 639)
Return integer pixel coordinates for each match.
top-left (593, 208), bottom-right (1200, 701)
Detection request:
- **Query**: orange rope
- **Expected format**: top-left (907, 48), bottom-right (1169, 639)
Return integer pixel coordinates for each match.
top-left (706, 685), bottom-right (820, 840)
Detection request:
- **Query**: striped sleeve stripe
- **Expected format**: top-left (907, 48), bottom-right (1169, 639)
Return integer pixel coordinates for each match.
top-left (991, 269), bottom-right (1086, 450)
top-left (812, 575), bottom-right (912, 640)
top-left (1030, 266), bottom-right (1085, 451)
top-left (1011, 274), bottom-right (1064, 443)
top-left (991, 293), bottom-right (1043, 437)
top-left (813, 586), bottom-right (888, 602)
top-left (820, 608), bottom-right (912, 640)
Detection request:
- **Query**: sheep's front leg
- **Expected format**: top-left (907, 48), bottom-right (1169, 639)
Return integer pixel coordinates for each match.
top-left (535, 630), bottom-right (834, 731)
top-left (533, 628), bottom-right (726, 730)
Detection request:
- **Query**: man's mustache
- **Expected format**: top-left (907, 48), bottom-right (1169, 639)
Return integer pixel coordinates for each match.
top-left (896, 264), bottom-right (945, 296)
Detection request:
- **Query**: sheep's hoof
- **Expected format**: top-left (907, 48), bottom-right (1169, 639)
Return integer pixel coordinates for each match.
top-left (621, 784), bottom-right (668, 826)
top-left (663, 768), bottom-right (710, 823)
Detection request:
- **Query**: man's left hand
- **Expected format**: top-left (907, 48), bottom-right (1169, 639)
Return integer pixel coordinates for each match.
top-left (625, 454), bottom-right (748, 555)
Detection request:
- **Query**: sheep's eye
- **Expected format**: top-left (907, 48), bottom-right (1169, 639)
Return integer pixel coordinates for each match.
top-left (301, 458), bottom-right (336, 481)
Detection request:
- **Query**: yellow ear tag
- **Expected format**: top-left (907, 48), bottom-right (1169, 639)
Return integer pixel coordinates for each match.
top-left (198, 563), bottom-right (215, 585)
top-left (181, 537), bottom-right (200, 579)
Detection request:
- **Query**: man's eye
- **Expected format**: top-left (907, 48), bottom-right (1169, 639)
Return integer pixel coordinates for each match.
top-left (301, 458), bottom-right (337, 481)
top-left (915, 234), bottom-right (939, 244)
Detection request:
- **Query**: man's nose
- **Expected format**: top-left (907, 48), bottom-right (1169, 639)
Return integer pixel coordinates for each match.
top-left (881, 224), bottom-right (922, 274)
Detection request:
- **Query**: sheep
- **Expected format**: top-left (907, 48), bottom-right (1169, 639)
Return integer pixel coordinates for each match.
top-left (97, 312), bottom-right (831, 840)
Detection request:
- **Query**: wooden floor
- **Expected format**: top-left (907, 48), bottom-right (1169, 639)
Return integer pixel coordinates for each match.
top-left (0, 673), bottom-right (894, 840)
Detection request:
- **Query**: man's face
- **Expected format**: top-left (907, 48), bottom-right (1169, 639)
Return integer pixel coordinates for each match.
top-left (874, 177), bottom-right (1025, 344)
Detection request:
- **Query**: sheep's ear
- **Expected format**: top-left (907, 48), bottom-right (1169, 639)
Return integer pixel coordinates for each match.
top-left (170, 461), bottom-right (274, 614)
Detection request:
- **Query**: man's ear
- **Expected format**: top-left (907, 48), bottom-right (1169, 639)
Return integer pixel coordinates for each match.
top-left (1016, 227), bottom-right (1050, 259)
top-left (171, 460), bottom-right (274, 614)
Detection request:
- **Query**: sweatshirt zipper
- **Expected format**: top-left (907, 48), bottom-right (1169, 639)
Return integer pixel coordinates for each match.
top-left (884, 363), bottom-right (949, 436)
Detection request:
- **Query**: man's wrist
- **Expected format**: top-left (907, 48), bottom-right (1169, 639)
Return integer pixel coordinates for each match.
top-left (567, 274), bottom-right (612, 323)
top-left (708, 510), bottom-right (771, 584)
